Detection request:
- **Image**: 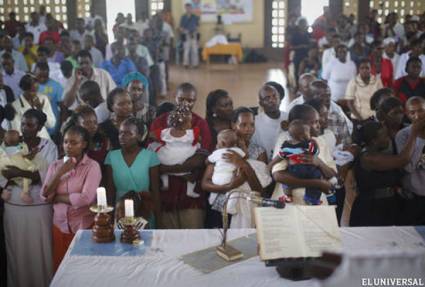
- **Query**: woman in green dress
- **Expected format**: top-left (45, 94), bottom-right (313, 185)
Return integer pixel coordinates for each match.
top-left (104, 117), bottom-right (161, 227)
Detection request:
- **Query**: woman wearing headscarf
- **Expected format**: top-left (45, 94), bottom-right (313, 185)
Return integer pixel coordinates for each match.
top-left (122, 72), bottom-right (156, 126)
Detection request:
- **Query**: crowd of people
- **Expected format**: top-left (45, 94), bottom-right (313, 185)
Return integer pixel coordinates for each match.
top-left (0, 3), bottom-right (424, 287)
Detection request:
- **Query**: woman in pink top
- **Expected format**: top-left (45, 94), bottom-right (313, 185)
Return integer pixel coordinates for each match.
top-left (42, 125), bottom-right (101, 271)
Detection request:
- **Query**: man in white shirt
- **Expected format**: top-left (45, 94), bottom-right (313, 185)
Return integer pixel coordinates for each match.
top-left (251, 84), bottom-right (287, 160)
top-left (70, 18), bottom-right (93, 45)
top-left (287, 78), bottom-right (353, 144)
top-left (0, 36), bottom-right (28, 72)
top-left (25, 12), bottom-right (47, 44)
top-left (1, 52), bottom-right (25, 97)
top-left (83, 34), bottom-right (104, 68)
top-left (395, 38), bottom-right (425, 80)
top-left (63, 50), bottom-right (116, 109)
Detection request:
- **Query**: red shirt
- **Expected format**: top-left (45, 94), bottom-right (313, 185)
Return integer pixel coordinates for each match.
top-left (4, 20), bottom-right (21, 37)
top-left (393, 76), bottom-right (425, 104)
top-left (39, 31), bottom-right (61, 45)
top-left (380, 58), bottom-right (394, 87)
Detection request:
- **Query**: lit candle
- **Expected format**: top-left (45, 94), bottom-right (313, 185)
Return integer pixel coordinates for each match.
top-left (97, 187), bottom-right (107, 208)
top-left (125, 199), bottom-right (134, 218)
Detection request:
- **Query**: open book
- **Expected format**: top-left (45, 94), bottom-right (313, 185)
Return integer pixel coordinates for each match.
top-left (254, 206), bottom-right (341, 260)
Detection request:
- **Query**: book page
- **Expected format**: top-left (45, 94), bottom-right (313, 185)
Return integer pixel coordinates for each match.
top-left (254, 206), bottom-right (304, 260)
top-left (255, 206), bottom-right (341, 260)
top-left (295, 206), bottom-right (342, 257)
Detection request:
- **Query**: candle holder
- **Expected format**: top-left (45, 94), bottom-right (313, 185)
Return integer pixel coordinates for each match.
top-left (90, 205), bottom-right (115, 243)
top-left (117, 216), bottom-right (148, 245)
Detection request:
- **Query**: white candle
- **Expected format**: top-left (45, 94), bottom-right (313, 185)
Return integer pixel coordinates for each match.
top-left (125, 199), bottom-right (134, 218)
top-left (96, 187), bottom-right (107, 208)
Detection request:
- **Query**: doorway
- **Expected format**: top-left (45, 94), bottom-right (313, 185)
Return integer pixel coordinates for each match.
top-left (105, 0), bottom-right (136, 41)
top-left (301, 0), bottom-right (329, 27)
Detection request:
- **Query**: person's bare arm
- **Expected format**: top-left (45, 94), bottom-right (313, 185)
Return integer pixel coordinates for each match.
top-left (223, 150), bottom-right (263, 193)
top-left (42, 159), bottom-right (76, 201)
top-left (257, 151), bottom-right (268, 164)
top-left (298, 60), bottom-right (306, 78)
top-left (362, 130), bottom-right (418, 171)
top-left (201, 164), bottom-right (245, 194)
top-left (1, 167), bottom-right (40, 183)
top-left (346, 100), bottom-right (363, 120)
top-left (301, 154), bottom-right (337, 179)
top-left (272, 170), bottom-right (332, 193)
top-left (54, 194), bottom-right (70, 204)
top-left (363, 119), bottom-right (425, 171)
top-left (63, 70), bottom-right (82, 108)
top-left (159, 153), bottom-right (206, 174)
top-left (267, 156), bottom-right (283, 171)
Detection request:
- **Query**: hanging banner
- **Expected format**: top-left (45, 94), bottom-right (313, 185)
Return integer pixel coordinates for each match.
top-left (185, 0), bottom-right (253, 23)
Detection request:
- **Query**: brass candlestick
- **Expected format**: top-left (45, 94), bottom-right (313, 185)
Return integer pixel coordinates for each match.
top-left (117, 217), bottom-right (148, 245)
top-left (90, 205), bottom-right (115, 243)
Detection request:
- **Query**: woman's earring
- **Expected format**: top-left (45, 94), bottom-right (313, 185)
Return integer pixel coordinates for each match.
top-left (213, 113), bottom-right (217, 118)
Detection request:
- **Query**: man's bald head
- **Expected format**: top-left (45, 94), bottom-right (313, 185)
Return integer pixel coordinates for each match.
top-left (406, 96), bottom-right (425, 123)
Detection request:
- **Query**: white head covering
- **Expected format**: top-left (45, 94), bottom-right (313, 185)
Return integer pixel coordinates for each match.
top-left (383, 37), bottom-right (396, 46)
top-left (410, 15), bottom-right (420, 22)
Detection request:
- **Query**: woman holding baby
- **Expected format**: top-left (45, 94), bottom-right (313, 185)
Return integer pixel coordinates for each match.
top-left (2, 109), bottom-right (58, 287)
top-left (202, 107), bottom-right (271, 228)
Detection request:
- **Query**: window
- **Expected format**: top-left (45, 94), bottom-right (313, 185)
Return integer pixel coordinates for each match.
top-left (150, 0), bottom-right (164, 16)
top-left (0, 0), bottom-right (67, 27)
top-left (77, 0), bottom-right (91, 18)
top-left (370, 0), bottom-right (423, 24)
top-left (271, 0), bottom-right (286, 48)
top-left (343, 0), bottom-right (358, 19)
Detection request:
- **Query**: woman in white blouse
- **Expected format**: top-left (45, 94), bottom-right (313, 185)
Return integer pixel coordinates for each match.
top-left (10, 74), bottom-right (55, 139)
top-left (345, 58), bottom-right (383, 121)
top-left (322, 44), bottom-right (357, 103)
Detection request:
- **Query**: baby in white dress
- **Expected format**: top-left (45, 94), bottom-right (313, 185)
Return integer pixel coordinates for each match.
top-left (208, 129), bottom-right (246, 205)
top-left (208, 129), bottom-right (246, 185)
top-left (209, 129), bottom-right (273, 228)
top-left (151, 103), bottom-right (201, 198)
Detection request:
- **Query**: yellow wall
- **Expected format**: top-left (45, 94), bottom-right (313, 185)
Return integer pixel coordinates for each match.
top-left (171, 1), bottom-right (265, 48)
